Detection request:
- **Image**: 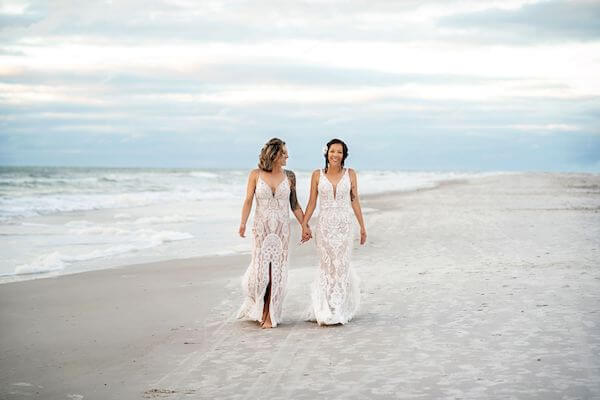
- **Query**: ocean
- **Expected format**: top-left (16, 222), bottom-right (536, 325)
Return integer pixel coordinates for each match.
top-left (0, 166), bottom-right (503, 283)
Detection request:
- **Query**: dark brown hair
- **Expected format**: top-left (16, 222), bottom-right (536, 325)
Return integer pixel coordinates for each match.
top-left (324, 138), bottom-right (348, 172)
top-left (258, 138), bottom-right (286, 172)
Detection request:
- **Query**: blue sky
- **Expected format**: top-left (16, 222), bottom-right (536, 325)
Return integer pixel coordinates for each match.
top-left (1, 0), bottom-right (599, 171)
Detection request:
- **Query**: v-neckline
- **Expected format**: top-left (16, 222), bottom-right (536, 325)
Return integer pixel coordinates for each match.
top-left (259, 172), bottom-right (286, 197)
top-left (322, 168), bottom-right (346, 200)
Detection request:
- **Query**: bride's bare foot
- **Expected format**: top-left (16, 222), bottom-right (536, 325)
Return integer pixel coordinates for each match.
top-left (261, 313), bottom-right (273, 329)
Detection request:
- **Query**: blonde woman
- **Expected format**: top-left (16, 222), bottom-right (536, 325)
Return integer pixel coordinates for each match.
top-left (302, 138), bottom-right (366, 325)
top-left (237, 138), bottom-right (305, 328)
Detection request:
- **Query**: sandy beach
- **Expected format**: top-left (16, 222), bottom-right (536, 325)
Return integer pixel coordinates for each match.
top-left (1, 172), bottom-right (599, 399)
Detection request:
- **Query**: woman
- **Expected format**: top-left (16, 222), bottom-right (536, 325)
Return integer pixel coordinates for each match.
top-left (302, 138), bottom-right (367, 325)
top-left (237, 138), bottom-right (305, 328)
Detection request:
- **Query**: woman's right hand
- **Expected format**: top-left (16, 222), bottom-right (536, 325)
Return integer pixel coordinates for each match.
top-left (301, 225), bottom-right (312, 243)
top-left (239, 223), bottom-right (246, 238)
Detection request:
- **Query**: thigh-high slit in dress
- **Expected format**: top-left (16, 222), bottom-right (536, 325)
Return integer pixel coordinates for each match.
top-left (237, 175), bottom-right (290, 327)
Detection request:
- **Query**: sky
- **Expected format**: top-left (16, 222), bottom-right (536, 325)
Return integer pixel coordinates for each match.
top-left (1, 0), bottom-right (599, 171)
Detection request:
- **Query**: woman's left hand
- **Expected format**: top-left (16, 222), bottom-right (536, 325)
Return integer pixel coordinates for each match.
top-left (301, 225), bottom-right (312, 243)
top-left (360, 228), bottom-right (367, 245)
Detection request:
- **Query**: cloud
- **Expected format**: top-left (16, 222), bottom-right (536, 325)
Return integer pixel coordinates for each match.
top-left (0, 64), bottom-right (507, 89)
top-left (3, 120), bottom-right (598, 171)
top-left (1, 0), bottom-right (599, 171)
top-left (0, 0), bottom-right (554, 46)
top-left (0, 13), bottom-right (41, 29)
top-left (509, 123), bottom-right (581, 132)
top-left (439, 0), bottom-right (600, 44)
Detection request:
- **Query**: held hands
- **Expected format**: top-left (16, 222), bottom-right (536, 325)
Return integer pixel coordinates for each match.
top-left (301, 224), bottom-right (312, 243)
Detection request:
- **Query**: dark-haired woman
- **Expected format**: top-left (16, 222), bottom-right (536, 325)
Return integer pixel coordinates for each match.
top-left (237, 138), bottom-right (305, 328)
top-left (302, 139), bottom-right (367, 325)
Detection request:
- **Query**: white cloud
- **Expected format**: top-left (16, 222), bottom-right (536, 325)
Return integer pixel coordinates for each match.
top-left (0, 0), bottom-right (599, 170)
top-left (510, 124), bottom-right (582, 132)
top-left (3, 38), bottom-right (600, 102)
top-left (0, 2), bottom-right (29, 14)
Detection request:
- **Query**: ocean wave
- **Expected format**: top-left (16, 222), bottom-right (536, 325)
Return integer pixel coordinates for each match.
top-left (0, 189), bottom-right (238, 220)
top-left (188, 171), bottom-right (219, 178)
top-left (13, 229), bottom-right (194, 276)
top-left (65, 220), bottom-right (94, 227)
top-left (0, 176), bottom-right (102, 188)
top-left (1, 168), bottom-right (509, 221)
top-left (68, 225), bottom-right (194, 240)
top-left (127, 215), bottom-right (197, 225)
top-left (114, 213), bottom-right (132, 219)
top-left (14, 252), bottom-right (67, 275)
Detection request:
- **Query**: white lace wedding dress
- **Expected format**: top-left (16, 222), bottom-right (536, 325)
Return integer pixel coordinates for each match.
top-left (307, 168), bottom-right (360, 325)
top-left (237, 174), bottom-right (290, 327)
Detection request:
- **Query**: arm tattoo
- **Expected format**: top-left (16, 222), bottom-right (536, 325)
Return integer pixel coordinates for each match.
top-left (286, 170), bottom-right (300, 210)
top-left (350, 171), bottom-right (357, 202)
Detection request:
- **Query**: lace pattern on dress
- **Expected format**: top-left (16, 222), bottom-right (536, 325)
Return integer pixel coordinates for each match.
top-left (306, 168), bottom-right (360, 325)
top-left (237, 173), bottom-right (290, 327)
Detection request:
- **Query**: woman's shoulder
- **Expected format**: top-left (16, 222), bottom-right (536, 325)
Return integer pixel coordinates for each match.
top-left (249, 169), bottom-right (260, 178)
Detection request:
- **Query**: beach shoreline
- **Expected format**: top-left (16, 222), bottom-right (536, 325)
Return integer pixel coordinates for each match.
top-left (1, 172), bottom-right (599, 399)
top-left (0, 170), bottom-right (487, 285)
top-left (1, 168), bottom-right (498, 284)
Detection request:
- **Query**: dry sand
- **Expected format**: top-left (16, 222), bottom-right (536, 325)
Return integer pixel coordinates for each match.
top-left (1, 173), bottom-right (599, 399)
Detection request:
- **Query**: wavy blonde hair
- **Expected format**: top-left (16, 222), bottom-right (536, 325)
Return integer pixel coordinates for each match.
top-left (258, 138), bottom-right (286, 172)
